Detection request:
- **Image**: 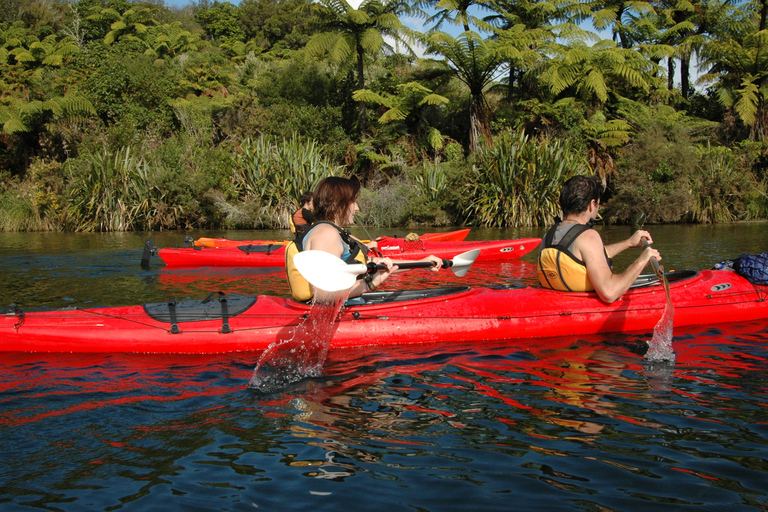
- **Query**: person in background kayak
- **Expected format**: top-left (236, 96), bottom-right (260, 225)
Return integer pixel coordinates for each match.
top-left (290, 191), bottom-right (316, 238)
top-left (286, 177), bottom-right (444, 301)
top-left (538, 175), bottom-right (661, 304)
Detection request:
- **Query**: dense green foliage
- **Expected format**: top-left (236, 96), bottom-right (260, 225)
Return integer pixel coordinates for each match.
top-left (2, 0), bottom-right (768, 231)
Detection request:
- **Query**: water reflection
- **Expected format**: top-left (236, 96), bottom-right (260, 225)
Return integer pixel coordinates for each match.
top-left (2, 324), bottom-right (767, 509)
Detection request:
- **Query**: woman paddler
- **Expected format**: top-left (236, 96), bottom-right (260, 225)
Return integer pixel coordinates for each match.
top-left (285, 177), bottom-right (444, 301)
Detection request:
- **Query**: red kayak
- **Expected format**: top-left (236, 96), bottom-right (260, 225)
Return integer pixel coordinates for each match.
top-left (193, 228), bottom-right (471, 248)
top-left (2, 269), bottom-right (766, 353)
top-left (156, 237), bottom-right (541, 268)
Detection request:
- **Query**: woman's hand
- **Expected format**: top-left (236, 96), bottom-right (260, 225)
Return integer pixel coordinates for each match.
top-left (420, 255), bottom-right (444, 271)
top-left (373, 256), bottom-right (395, 272)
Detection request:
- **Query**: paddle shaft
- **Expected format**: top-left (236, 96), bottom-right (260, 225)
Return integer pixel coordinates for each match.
top-left (642, 237), bottom-right (671, 299)
top-left (293, 248), bottom-right (479, 292)
top-left (636, 215), bottom-right (664, 277)
top-left (642, 237), bottom-right (662, 275)
top-left (355, 219), bottom-right (384, 257)
top-left (367, 259), bottom-right (450, 273)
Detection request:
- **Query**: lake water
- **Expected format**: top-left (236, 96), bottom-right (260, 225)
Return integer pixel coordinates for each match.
top-left (1, 224), bottom-right (767, 511)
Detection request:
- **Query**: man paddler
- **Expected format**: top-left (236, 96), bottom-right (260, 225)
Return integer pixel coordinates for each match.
top-left (537, 175), bottom-right (662, 303)
top-left (290, 191), bottom-right (316, 239)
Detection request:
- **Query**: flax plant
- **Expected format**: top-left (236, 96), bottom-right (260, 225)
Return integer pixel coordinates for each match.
top-left (66, 147), bottom-right (174, 231)
top-left (234, 134), bottom-right (342, 226)
top-left (415, 161), bottom-right (447, 203)
top-left (465, 131), bottom-right (588, 227)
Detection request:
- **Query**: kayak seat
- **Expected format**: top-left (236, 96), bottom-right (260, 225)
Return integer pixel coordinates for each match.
top-left (489, 283), bottom-right (528, 290)
top-left (359, 286), bottom-right (470, 305)
top-left (238, 244), bottom-right (279, 255)
top-left (144, 293), bottom-right (257, 334)
top-left (630, 270), bottom-right (698, 289)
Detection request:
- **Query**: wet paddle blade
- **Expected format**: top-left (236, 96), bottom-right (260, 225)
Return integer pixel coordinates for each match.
top-left (450, 249), bottom-right (480, 277)
top-left (293, 250), bottom-right (368, 292)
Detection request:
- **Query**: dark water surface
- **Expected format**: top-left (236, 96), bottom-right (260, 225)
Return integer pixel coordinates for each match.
top-left (1, 225), bottom-right (767, 511)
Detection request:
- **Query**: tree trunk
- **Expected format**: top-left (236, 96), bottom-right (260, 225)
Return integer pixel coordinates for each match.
top-left (680, 53), bottom-right (690, 99)
top-left (469, 91), bottom-right (492, 153)
top-left (756, 97), bottom-right (767, 141)
top-left (667, 57), bottom-right (675, 92)
top-left (356, 43), bottom-right (367, 137)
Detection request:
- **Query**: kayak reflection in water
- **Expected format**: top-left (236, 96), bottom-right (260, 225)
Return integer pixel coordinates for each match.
top-left (286, 176), bottom-right (445, 303)
top-left (537, 176), bottom-right (662, 303)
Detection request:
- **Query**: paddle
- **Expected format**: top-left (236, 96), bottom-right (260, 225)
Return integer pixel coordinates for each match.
top-left (293, 249), bottom-right (481, 292)
top-left (355, 218), bottom-right (384, 257)
top-left (634, 214), bottom-right (675, 363)
top-left (641, 237), bottom-right (670, 296)
top-left (633, 214), bottom-right (670, 294)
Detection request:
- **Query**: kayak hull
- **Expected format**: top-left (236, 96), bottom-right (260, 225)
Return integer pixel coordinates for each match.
top-left (3, 270), bottom-right (766, 354)
top-left (194, 229), bottom-right (471, 248)
top-left (158, 237), bottom-right (541, 268)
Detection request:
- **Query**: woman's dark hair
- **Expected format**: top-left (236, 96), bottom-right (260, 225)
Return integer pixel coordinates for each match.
top-left (313, 177), bottom-right (360, 224)
top-left (559, 175), bottom-right (602, 216)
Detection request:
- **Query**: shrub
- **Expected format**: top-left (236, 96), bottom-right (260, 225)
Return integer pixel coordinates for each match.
top-left (246, 104), bottom-right (352, 163)
top-left (356, 175), bottom-right (418, 227)
top-left (604, 122), bottom-right (698, 224)
top-left (686, 143), bottom-right (754, 223)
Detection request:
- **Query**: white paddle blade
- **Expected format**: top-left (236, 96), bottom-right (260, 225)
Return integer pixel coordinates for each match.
top-left (293, 250), bottom-right (368, 292)
top-left (451, 249), bottom-right (480, 277)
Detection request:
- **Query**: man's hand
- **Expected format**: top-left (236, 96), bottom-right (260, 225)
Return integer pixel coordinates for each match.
top-left (628, 229), bottom-right (653, 248)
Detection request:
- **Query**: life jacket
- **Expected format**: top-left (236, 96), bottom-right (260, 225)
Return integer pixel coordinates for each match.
top-left (289, 208), bottom-right (315, 237)
top-left (537, 223), bottom-right (612, 292)
top-left (286, 221), bottom-right (368, 301)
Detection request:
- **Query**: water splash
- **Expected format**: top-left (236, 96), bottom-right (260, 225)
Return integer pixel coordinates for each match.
top-left (644, 294), bottom-right (675, 363)
top-left (249, 291), bottom-right (348, 393)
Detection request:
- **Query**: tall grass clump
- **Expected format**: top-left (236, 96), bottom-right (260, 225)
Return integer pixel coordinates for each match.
top-left (0, 180), bottom-right (48, 231)
top-left (233, 134), bottom-right (342, 227)
top-left (464, 130), bottom-right (588, 227)
top-left (66, 147), bottom-right (180, 231)
top-left (0, 162), bottom-right (65, 231)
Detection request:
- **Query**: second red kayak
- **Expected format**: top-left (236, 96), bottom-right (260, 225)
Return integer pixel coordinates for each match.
top-left (156, 237), bottom-right (541, 268)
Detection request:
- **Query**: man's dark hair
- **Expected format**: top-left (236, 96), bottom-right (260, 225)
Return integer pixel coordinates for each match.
top-left (559, 175), bottom-right (602, 216)
top-left (299, 191), bottom-right (313, 206)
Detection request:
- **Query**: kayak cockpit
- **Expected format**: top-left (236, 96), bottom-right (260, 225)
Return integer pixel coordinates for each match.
top-left (357, 286), bottom-right (472, 306)
top-left (630, 270), bottom-right (699, 289)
